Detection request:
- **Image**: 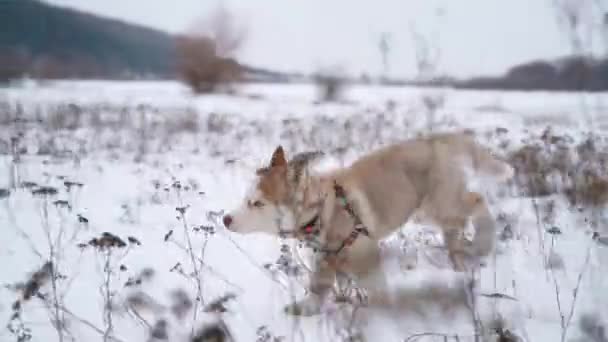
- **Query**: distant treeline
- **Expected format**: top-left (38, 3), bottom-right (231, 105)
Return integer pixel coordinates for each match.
top-left (1, 0), bottom-right (607, 91)
top-left (454, 56), bottom-right (608, 92)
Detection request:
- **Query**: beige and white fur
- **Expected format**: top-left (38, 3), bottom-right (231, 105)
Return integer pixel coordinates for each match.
top-left (223, 130), bottom-right (513, 316)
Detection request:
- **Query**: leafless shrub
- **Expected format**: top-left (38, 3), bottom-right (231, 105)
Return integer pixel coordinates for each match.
top-left (47, 104), bottom-right (82, 131)
top-left (175, 36), bottom-right (241, 94)
top-left (564, 138), bottom-right (608, 208)
top-left (176, 5), bottom-right (246, 94)
top-left (508, 130), bottom-right (608, 207)
top-left (507, 144), bottom-right (555, 197)
top-left (565, 172), bottom-right (608, 207)
top-left (313, 68), bottom-right (347, 103)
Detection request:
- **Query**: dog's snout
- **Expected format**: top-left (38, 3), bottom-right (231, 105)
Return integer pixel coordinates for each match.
top-left (223, 215), bottom-right (233, 229)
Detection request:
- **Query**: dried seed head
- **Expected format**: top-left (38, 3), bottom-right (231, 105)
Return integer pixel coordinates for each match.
top-left (150, 319), bottom-right (169, 340)
top-left (127, 236), bottom-right (142, 246)
top-left (86, 232), bottom-right (127, 250)
top-left (22, 262), bottom-right (53, 301)
top-left (192, 323), bottom-right (230, 342)
top-left (170, 288), bottom-right (193, 320)
top-left (204, 293), bottom-right (237, 313)
top-left (32, 186), bottom-right (58, 197)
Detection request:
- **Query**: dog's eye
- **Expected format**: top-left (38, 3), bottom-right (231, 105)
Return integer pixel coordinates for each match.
top-left (251, 200), bottom-right (265, 208)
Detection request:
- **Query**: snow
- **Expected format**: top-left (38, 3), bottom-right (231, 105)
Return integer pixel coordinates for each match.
top-left (1, 80), bottom-right (608, 342)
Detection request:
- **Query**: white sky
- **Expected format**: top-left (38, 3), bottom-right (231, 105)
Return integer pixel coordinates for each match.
top-left (45, 0), bottom-right (606, 78)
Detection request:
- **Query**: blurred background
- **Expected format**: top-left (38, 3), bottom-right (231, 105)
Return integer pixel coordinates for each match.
top-left (1, 0), bottom-right (607, 91)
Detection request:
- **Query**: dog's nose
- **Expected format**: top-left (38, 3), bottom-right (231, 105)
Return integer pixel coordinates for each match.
top-left (223, 215), bottom-right (233, 229)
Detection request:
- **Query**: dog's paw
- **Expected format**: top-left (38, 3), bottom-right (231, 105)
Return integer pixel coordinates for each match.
top-left (283, 297), bottom-right (322, 316)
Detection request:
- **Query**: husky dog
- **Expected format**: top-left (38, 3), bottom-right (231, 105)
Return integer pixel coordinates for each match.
top-left (223, 131), bottom-right (513, 316)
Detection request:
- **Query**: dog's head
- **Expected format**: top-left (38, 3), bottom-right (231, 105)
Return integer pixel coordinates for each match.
top-left (223, 146), bottom-right (323, 235)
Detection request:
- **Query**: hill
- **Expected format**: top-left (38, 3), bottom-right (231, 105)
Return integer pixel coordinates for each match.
top-left (0, 0), bottom-right (177, 80)
top-left (0, 0), bottom-right (304, 83)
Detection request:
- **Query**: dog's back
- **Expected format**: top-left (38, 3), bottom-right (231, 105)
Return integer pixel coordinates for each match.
top-left (395, 131), bottom-right (513, 181)
top-left (329, 131), bottom-right (512, 248)
top-left (343, 131), bottom-right (511, 195)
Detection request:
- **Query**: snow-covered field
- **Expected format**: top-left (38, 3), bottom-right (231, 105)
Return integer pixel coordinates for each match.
top-left (1, 80), bottom-right (608, 342)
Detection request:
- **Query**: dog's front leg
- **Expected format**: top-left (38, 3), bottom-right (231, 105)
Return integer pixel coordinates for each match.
top-left (284, 258), bottom-right (336, 316)
top-left (444, 228), bottom-right (469, 272)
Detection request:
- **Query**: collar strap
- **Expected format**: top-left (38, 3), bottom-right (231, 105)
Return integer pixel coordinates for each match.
top-left (326, 181), bottom-right (371, 255)
top-left (295, 182), bottom-right (371, 257)
top-left (333, 182), bottom-right (365, 228)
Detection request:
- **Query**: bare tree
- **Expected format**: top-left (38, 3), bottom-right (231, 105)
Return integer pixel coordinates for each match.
top-left (585, 0), bottom-right (608, 57)
top-left (409, 12), bottom-right (445, 133)
top-left (409, 24), bottom-right (441, 82)
top-left (377, 32), bottom-right (392, 81)
top-left (192, 5), bottom-right (248, 59)
top-left (552, 0), bottom-right (587, 54)
top-left (552, 0), bottom-right (608, 55)
top-left (176, 36), bottom-right (241, 93)
top-left (176, 5), bottom-right (247, 94)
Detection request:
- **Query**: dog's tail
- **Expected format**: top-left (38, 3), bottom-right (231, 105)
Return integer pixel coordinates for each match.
top-left (470, 142), bottom-right (514, 182)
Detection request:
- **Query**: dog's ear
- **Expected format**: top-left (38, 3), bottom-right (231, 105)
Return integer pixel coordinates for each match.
top-left (270, 145), bottom-right (287, 168)
top-left (288, 150), bottom-right (324, 182)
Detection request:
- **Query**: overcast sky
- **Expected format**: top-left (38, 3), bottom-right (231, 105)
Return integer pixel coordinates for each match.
top-left (46, 0), bottom-right (605, 78)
